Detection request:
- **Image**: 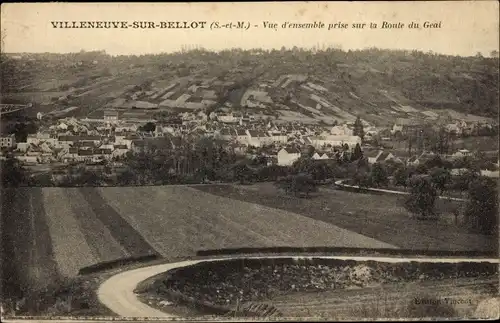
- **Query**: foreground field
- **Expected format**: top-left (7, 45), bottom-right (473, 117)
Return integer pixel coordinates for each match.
top-left (193, 183), bottom-right (496, 253)
top-left (2, 185), bottom-right (395, 302)
top-left (264, 277), bottom-right (497, 319)
top-left (152, 257), bottom-right (498, 319)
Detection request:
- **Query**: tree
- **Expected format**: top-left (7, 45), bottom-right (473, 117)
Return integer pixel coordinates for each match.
top-left (370, 163), bottom-right (389, 187)
top-left (405, 175), bottom-right (438, 219)
top-left (116, 169), bottom-right (136, 185)
top-left (353, 116), bottom-right (365, 140)
top-left (305, 145), bottom-right (316, 158)
top-left (139, 122), bottom-right (156, 133)
top-left (381, 159), bottom-right (400, 176)
top-left (415, 163), bottom-right (428, 175)
top-left (353, 170), bottom-right (372, 189)
top-left (233, 163), bottom-right (254, 184)
top-left (429, 167), bottom-right (451, 195)
top-left (450, 169), bottom-right (480, 192)
top-left (424, 155), bottom-right (448, 170)
top-left (465, 178), bottom-right (498, 235)
top-left (308, 161), bottom-right (332, 182)
top-left (276, 174), bottom-right (317, 197)
top-left (393, 166), bottom-right (408, 187)
top-left (351, 143), bottom-right (363, 161)
top-left (292, 157), bottom-right (314, 174)
top-left (258, 165), bottom-right (288, 181)
top-left (1, 157), bottom-right (28, 187)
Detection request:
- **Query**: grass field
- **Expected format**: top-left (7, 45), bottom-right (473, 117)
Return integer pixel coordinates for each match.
top-left (266, 276), bottom-right (497, 319)
top-left (193, 183), bottom-right (496, 253)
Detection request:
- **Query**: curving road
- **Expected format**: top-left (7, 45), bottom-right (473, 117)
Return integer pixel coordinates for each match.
top-left (97, 255), bottom-right (499, 318)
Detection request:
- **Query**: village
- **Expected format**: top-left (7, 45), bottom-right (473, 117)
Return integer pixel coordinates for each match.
top-left (1, 104), bottom-right (498, 181)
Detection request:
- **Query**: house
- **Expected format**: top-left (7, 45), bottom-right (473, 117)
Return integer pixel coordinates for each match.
top-left (391, 119), bottom-right (422, 135)
top-left (277, 147), bottom-right (301, 166)
top-left (218, 114), bottom-right (239, 124)
top-left (131, 140), bottom-right (147, 153)
top-left (103, 110), bottom-right (119, 123)
top-left (312, 152), bottom-right (330, 160)
top-left (247, 130), bottom-right (273, 147)
top-left (452, 149), bottom-right (472, 159)
top-left (306, 135), bottom-right (362, 150)
top-left (330, 124), bottom-right (354, 136)
top-left (480, 170), bottom-right (500, 178)
top-left (268, 131), bottom-right (288, 144)
top-left (365, 150), bottom-right (400, 164)
top-left (235, 129), bottom-right (248, 144)
top-left (407, 155), bottom-right (421, 166)
top-left (445, 123), bottom-right (461, 135)
top-left (112, 145), bottom-right (129, 158)
top-left (27, 132), bottom-right (57, 146)
top-left (406, 152), bottom-right (434, 166)
top-left (0, 134), bottom-right (16, 148)
top-left (16, 142), bottom-right (30, 152)
top-left (218, 128), bottom-right (234, 141)
top-left (60, 147), bottom-right (79, 163)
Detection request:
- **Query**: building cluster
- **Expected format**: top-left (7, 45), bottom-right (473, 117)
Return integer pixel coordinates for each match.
top-left (0, 110), bottom-right (367, 167)
top-left (1, 109), bottom-right (498, 173)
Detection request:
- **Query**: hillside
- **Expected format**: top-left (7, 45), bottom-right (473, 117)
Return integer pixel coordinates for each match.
top-left (1, 48), bottom-right (498, 126)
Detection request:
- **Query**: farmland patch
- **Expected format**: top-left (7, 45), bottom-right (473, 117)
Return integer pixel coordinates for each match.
top-left (64, 189), bottom-right (128, 262)
top-left (78, 188), bottom-right (160, 257)
top-left (42, 188), bottom-right (97, 277)
top-left (97, 186), bottom-right (395, 260)
top-left (194, 184), bottom-right (496, 253)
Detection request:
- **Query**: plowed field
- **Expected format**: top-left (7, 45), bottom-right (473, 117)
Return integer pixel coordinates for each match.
top-left (2, 185), bottom-right (396, 287)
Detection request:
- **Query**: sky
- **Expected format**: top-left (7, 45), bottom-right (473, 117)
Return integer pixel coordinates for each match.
top-left (1, 1), bottom-right (499, 57)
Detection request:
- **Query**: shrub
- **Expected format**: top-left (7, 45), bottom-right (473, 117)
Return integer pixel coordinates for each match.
top-left (405, 176), bottom-right (437, 219)
top-left (429, 167), bottom-right (451, 194)
top-left (275, 174), bottom-right (318, 197)
top-left (465, 178), bottom-right (498, 235)
top-left (370, 163), bottom-right (389, 187)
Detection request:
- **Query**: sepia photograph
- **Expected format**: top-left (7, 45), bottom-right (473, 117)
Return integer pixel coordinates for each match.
top-left (1, 1), bottom-right (499, 321)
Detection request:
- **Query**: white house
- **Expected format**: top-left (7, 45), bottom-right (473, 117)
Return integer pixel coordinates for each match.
top-left (247, 130), bottom-right (273, 147)
top-left (27, 132), bottom-right (57, 147)
top-left (103, 110), bottom-right (120, 123)
top-left (112, 145), bottom-right (130, 158)
top-left (16, 142), bottom-right (30, 152)
top-left (218, 114), bottom-right (239, 124)
top-left (452, 149), bottom-right (472, 159)
top-left (365, 150), bottom-right (399, 164)
top-left (312, 152), bottom-right (330, 160)
top-left (331, 124), bottom-right (354, 136)
top-left (218, 128), bottom-right (234, 141)
top-left (235, 129), bottom-right (248, 144)
top-left (268, 131), bottom-right (288, 144)
top-left (277, 147), bottom-right (301, 166)
top-left (306, 135), bottom-right (361, 150)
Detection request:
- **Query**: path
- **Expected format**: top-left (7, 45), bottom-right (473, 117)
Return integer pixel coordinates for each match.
top-left (97, 255), bottom-right (499, 318)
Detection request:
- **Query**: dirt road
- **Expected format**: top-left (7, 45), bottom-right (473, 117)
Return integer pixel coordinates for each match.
top-left (97, 255), bottom-right (499, 318)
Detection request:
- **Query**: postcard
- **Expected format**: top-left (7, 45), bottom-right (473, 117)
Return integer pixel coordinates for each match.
top-left (1, 1), bottom-right (499, 321)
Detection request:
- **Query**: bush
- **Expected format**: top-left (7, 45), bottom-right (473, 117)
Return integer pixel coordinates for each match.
top-left (429, 167), bottom-right (451, 194)
top-left (405, 176), bottom-right (437, 219)
top-left (465, 178), bottom-right (498, 235)
top-left (275, 174), bottom-right (318, 197)
top-left (370, 163), bottom-right (389, 187)
top-left (393, 166), bottom-right (408, 187)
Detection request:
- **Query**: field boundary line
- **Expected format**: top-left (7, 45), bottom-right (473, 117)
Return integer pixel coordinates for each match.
top-left (334, 180), bottom-right (467, 202)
